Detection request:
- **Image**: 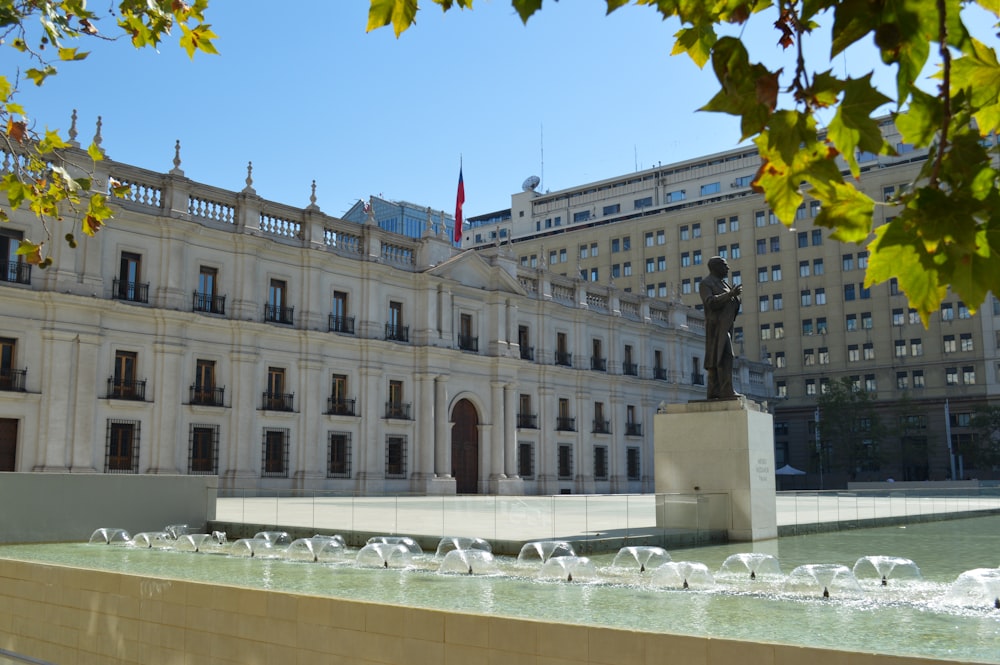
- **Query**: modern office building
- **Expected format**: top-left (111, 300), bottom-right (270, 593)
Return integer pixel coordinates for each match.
top-left (462, 118), bottom-right (1000, 485)
top-left (341, 195), bottom-right (457, 241)
top-left (0, 140), bottom-right (774, 494)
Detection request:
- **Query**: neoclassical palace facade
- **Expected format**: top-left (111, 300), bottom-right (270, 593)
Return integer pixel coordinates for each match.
top-left (0, 143), bottom-right (772, 494)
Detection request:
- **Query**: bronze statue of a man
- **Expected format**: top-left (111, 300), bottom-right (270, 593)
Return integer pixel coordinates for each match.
top-left (699, 256), bottom-right (742, 399)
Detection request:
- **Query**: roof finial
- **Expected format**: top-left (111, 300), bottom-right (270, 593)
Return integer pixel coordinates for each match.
top-left (242, 161), bottom-right (255, 194)
top-left (169, 139), bottom-right (184, 175)
top-left (307, 179), bottom-right (320, 211)
top-left (93, 116), bottom-right (105, 157)
top-left (67, 109), bottom-right (79, 147)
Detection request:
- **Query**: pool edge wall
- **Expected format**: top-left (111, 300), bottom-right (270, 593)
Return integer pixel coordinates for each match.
top-left (0, 473), bottom-right (217, 544)
top-left (0, 558), bottom-right (984, 665)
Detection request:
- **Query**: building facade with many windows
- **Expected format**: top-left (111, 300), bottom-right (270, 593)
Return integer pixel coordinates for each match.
top-left (0, 144), bottom-right (769, 495)
top-left (462, 119), bottom-right (1000, 485)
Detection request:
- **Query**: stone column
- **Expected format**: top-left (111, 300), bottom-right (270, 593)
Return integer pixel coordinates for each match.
top-left (36, 330), bottom-right (77, 471)
top-left (489, 381), bottom-right (505, 484)
top-left (504, 383), bottom-right (518, 477)
top-left (415, 373), bottom-right (435, 483)
top-left (293, 358), bottom-right (324, 489)
top-left (434, 375), bottom-right (450, 477)
top-left (148, 341), bottom-right (184, 474)
top-left (220, 348), bottom-right (260, 489)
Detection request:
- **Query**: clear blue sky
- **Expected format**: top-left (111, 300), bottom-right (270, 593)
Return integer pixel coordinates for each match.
top-left (16, 1), bottom-right (962, 219)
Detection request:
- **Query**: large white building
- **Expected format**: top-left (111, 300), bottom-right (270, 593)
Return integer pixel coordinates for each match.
top-left (0, 139), bottom-right (772, 494)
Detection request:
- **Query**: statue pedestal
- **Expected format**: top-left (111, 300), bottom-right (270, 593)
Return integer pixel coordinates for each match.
top-left (654, 397), bottom-right (777, 541)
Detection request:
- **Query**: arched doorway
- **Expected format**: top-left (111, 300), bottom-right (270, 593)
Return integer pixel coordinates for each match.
top-left (451, 399), bottom-right (479, 494)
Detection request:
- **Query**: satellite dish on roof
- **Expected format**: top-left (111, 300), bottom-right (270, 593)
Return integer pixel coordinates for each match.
top-left (522, 175), bottom-right (541, 191)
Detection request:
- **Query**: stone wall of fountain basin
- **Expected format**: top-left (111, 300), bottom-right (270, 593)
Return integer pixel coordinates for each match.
top-left (0, 473), bottom-right (217, 544)
top-left (0, 557), bottom-right (976, 665)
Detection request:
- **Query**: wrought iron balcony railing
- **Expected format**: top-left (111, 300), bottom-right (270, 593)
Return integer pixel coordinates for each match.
top-left (591, 357), bottom-right (607, 372)
top-left (554, 351), bottom-right (573, 367)
top-left (107, 377), bottom-right (146, 400)
top-left (556, 416), bottom-right (576, 432)
top-left (385, 323), bottom-right (409, 342)
top-left (692, 373), bottom-right (705, 386)
top-left (328, 314), bottom-right (355, 334)
top-left (385, 401), bottom-right (411, 420)
top-left (516, 413), bottom-right (537, 429)
top-left (0, 368), bottom-right (27, 392)
top-left (623, 363), bottom-right (638, 376)
top-left (458, 334), bottom-right (479, 352)
top-left (264, 303), bottom-right (294, 325)
top-left (261, 391), bottom-right (294, 411)
top-left (625, 422), bottom-right (643, 437)
top-left (192, 291), bottom-right (226, 315)
top-left (520, 346), bottom-right (534, 361)
top-left (326, 397), bottom-right (357, 416)
top-left (592, 419), bottom-right (611, 434)
top-left (113, 279), bottom-right (149, 303)
top-left (654, 367), bottom-right (668, 381)
top-left (189, 385), bottom-right (225, 406)
top-left (1, 260), bottom-right (30, 285)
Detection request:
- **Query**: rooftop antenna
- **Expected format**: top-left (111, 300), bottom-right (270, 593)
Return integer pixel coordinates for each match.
top-left (635, 144), bottom-right (638, 172)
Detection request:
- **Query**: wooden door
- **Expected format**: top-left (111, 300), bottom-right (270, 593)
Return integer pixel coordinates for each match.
top-left (451, 399), bottom-right (479, 494)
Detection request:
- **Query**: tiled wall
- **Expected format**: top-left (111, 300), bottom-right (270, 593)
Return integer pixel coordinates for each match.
top-left (0, 559), bottom-right (965, 665)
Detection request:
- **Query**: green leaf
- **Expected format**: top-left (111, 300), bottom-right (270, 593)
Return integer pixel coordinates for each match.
top-left (3, 176), bottom-right (25, 209)
top-left (58, 47), bottom-right (88, 61)
top-left (866, 222), bottom-right (946, 326)
top-left (367, 0), bottom-right (418, 36)
top-left (894, 88), bottom-right (942, 148)
top-left (827, 74), bottom-right (891, 178)
top-left (512, 0), bottom-right (544, 23)
top-left (87, 141), bottom-right (104, 162)
top-left (811, 181), bottom-right (875, 243)
top-left (672, 24), bottom-right (716, 68)
top-left (950, 38), bottom-right (1000, 135)
top-left (24, 66), bottom-right (57, 86)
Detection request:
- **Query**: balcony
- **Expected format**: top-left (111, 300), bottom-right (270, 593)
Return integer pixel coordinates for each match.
top-left (264, 303), bottom-right (294, 325)
top-left (326, 397), bottom-right (357, 416)
top-left (261, 391), bottom-right (294, 411)
top-left (516, 413), bottom-right (537, 429)
top-left (654, 367), bottom-right (668, 381)
top-left (0, 368), bottom-right (27, 392)
top-left (590, 357), bottom-right (607, 372)
top-left (189, 385), bottom-right (225, 406)
top-left (385, 323), bottom-right (409, 343)
top-left (458, 334), bottom-right (479, 352)
top-left (329, 315), bottom-right (356, 334)
top-left (592, 419), bottom-right (611, 434)
top-left (555, 351), bottom-right (573, 367)
top-left (556, 416), bottom-right (576, 432)
top-left (1, 260), bottom-right (30, 285)
top-left (107, 377), bottom-right (146, 401)
top-left (692, 373), bottom-right (705, 386)
top-left (385, 401), bottom-right (411, 420)
top-left (113, 279), bottom-right (149, 303)
top-left (625, 422), bottom-right (643, 437)
top-left (623, 363), bottom-right (638, 376)
top-left (520, 346), bottom-right (535, 361)
top-left (192, 291), bottom-right (226, 315)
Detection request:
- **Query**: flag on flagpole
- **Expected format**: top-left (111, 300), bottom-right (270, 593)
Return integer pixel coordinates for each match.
top-left (454, 165), bottom-right (465, 244)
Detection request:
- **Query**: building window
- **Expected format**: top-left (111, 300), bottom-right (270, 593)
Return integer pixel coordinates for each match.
top-left (801, 290), bottom-right (812, 307)
top-left (797, 231), bottom-right (808, 248)
top-left (718, 218), bottom-right (728, 235)
top-left (111, 350), bottom-right (144, 400)
top-left (760, 324), bottom-right (771, 341)
top-left (943, 334), bottom-right (957, 353)
top-left (261, 428), bottom-right (289, 478)
top-left (731, 243), bottom-right (740, 258)
top-left (961, 333), bottom-right (974, 352)
top-left (328, 374), bottom-right (353, 415)
top-left (806, 379), bottom-right (816, 396)
top-left (958, 302), bottom-right (970, 319)
top-left (812, 229), bottom-right (823, 245)
top-left (846, 314), bottom-right (857, 331)
top-left (612, 264), bottom-right (621, 279)
top-left (803, 349), bottom-right (815, 366)
top-left (191, 359), bottom-right (222, 406)
top-left (863, 342), bottom-right (875, 360)
top-left (518, 442), bottom-right (535, 479)
top-left (593, 446), bottom-right (609, 481)
top-left (590, 243), bottom-right (598, 257)
top-left (0, 338), bottom-right (24, 392)
top-left (0, 230), bottom-right (30, 284)
top-left (328, 432), bottom-right (352, 478)
top-left (560, 249), bottom-right (567, 263)
top-left (558, 443), bottom-right (574, 479)
top-left (770, 236), bottom-right (780, 252)
top-left (861, 312), bottom-right (872, 329)
top-left (693, 250), bottom-right (702, 265)
top-left (265, 279), bottom-right (294, 325)
top-left (773, 293), bottom-right (783, 310)
top-left (657, 256), bottom-right (667, 272)
top-left (818, 347), bottom-right (829, 365)
top-left (912, 370), bottom-right (925, 388)
top-left (573, 210), bottom-right (591, 223)
top-left (604, 204), bottom-right (620, 216)
top-left (189, 425), bottom-right (219, 474)
top-left (776, 381), bottom-right (787, 397)
top-left (557, 398), bottom-right (574, 431)
top-left (946, 367), bottom-right (958, 386)
top-left (941, 303), bottom-right (954, 321)
top-left (680, 226), bottom-right (689, 241)
top-left (643, 233), bottom-right (653, 248)
top-left (692, 223), bottom-right (701, 238)
top-left (194, 266), bottom-right (224, 314)
top-left (682, 279), bottom-right (691, 294)
top-left (865, 375), bottom-right (877, 392)
top-left (843, 254), bottom-right (854, 271)
top-left (892, 308), bottom-right (904, 326)
top-left (330, 290), bottom-right (354, 334)
top-left (894, 340), bottom-right (906, 358)
top-left (896, 372), bottom-right (909, 390)
top-left (626, 447), bottom-right (641, 481)
top-left (387, 380), bottom-right (409, 419)
top-left (623, 262), bottom-right (632, 276)
top-left (813, 258), bottom-right (824, 275)
top-left (755, 211), bottom-right (766, 227)
top-left (772, 265), bottom-right (782, 281)
top-left (844, 284), bottom-right (856, 301)
top-left (857, 250), bottom-right (868, 268)
top-left (910, 338), bottom-right (923, 356)
top-left (756, 239), bottom-right (767, 255)
top-left (701, 182), bottom-right (721, 196)
top-left (114, 251), bottom-right (148, 303)
top-left (656, 230), bottom-right (665, 245)
top-left (647, 258), bottom-right (657, 273)
top-left (815, 288), bottom-right (826, 305)
top-left (963, 366), bottom-right (976, 385)
top-left (263, 366), bottom-right (292, 411)
top-left (634, 196), bottom-right (653, 209)
top-left (386, 300), bottom-right (408, 342)
top-left (774, 322), bottom-right (784, 339)
top-left (775, 351), bottom-right (786, 368)
top-left (848, 344), bottom-right (860, 362)
top-left (385, 435), bottom-right (407, 478)
top-left (105, 419), bottom-right (140, 473)
top-left (759, 296), bottom-right (769, 312)
top-left (732, 271), bottom-right (742, 286)
top-left (757, 267), bottom-right (768, 283)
